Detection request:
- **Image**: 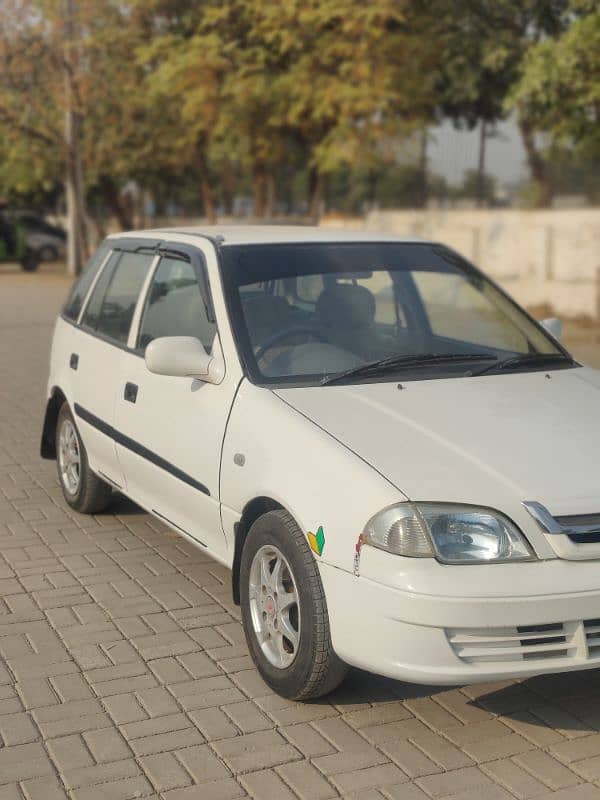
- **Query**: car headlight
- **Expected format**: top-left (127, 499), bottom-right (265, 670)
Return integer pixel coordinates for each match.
top-left (362, 503), bottom-right (534, 564)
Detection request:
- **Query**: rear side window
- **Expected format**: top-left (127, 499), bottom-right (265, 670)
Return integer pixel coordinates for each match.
top-left (82, 251), bottom-right (153, 345)
top-left (138, 257), bottom-right (216, 351)
top-left (81, 252), bottom-right (120, 331)
top-left (63, 242), bottom-right (110, 321)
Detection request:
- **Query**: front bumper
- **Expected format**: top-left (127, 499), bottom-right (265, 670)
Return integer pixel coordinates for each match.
top-left (319, 550), bottom-right (600, 685)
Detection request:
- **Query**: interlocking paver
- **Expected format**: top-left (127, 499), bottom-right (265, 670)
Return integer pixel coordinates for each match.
top-left (130, 727), bottom-right (205, 757)
top-left (140, 752), bottom-right (192, 791)
top-left (0, 742), bottom-right (54, 783)
top-left (0, 711), bottom-right (38, 745)
top-left (239, 768), bottom-right (296, 799)
top-left (331, 763), bottom-right (408, 793)
top-left (20, 775), bottom-right (69, 800)
top-left (514, 749), bottom-right (582, 791)
top-left (482, 758), bottom-right (549, 798)
top-left (188, 706), bottom-right (239, 740)
top-left (379, 739), bottom-right (441, 778)
top-left (213, 729), bottom-right (301, 773)
top-left (2, 271), bottom-right (600, 798)
top-left (83, 727), bottom-right (132, 763)
top-left (175, 743), bottom-right (231, 782)
top-left (162, 779), bottom-right (246, 799)
top-left (416, 765), bottom-right (500, 797)
top-left (277, 759), bottom-right (338, 799)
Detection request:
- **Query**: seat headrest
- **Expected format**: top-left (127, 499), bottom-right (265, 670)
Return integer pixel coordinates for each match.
top-left (316, 283), bottom-right (376, 328)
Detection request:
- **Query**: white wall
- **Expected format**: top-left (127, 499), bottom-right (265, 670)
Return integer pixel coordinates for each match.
top-left (324, 209), bottom-right (600, 318)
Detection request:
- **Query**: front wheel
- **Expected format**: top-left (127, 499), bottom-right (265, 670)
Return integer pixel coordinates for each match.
top-left (56, 403), bottom-right (113, 514)
top-left (240, 509), bottom-right (348, 700)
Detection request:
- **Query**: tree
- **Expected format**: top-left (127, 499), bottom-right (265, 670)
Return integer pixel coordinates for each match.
top-left (415, 0), bottom-right (570, 206)
top-left (509, 1), bottom-right (600, 178)
top-left (273, 1), bottom-right (411, 220)
top-left (142, 0), bottom-right (414, 221)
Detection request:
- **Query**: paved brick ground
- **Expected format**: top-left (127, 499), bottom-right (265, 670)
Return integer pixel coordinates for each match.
top-left (2, 266), bottom-right (600, 799)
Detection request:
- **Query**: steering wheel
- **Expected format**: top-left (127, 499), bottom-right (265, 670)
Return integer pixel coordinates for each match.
top-left (255, 325), bottom-right (324, 363)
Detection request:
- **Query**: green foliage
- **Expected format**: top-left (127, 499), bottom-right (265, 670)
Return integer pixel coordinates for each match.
top-left (455, 169), bottom-right (497, 204)
top-left (0, 0), bottom-right (597, 221)
top-left (509, 4), bottom-right (600, 160)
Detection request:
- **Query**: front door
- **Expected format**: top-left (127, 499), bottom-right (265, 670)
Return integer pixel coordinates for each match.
top-left (113, 251), bottom-right (236, 562)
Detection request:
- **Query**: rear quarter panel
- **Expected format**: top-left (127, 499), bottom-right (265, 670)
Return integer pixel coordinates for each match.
top-left (46, 317), bottom-right (76, 406)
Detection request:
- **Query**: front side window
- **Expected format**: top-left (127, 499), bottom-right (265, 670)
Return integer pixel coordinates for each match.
top-left (220, 242), bottom-right (567, 386)
top-left (82, 251), bottom-right (152, 344)
top-left (63, 241), bottom-right (110, 321)
top-left (137, 256), bottom-right (216, 352)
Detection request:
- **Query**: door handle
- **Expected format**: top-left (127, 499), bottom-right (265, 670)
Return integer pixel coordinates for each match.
top-left (124, 382), bottom-right (138, 403)
top-left (70, 353), bottom-right (79, 370)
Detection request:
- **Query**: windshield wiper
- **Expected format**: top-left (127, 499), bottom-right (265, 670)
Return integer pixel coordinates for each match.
top-left (320, 352), bottom-right (498, 386)
top-left (471, 352), bottom-right (576, 377)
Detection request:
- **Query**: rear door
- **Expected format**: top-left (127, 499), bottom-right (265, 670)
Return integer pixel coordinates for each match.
top-left (74, 248), bottom-right (156, 488)
top-left (113, 245), bottom-right (234, 561)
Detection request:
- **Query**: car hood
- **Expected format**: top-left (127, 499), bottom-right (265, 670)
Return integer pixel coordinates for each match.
top-left (275, 366), bottom-right (600, 516)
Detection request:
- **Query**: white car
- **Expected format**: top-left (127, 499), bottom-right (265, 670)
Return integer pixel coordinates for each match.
top-left (41, 226), bottom-right (600, 700)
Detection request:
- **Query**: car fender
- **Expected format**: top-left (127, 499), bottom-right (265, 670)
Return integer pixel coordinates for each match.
top-left (220, 379), bottom-right (404, 575)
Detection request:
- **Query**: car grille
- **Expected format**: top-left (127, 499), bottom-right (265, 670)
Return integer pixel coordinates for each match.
top-left (555, 513), bottom-right (600, 544)
top-left (446, 620), bottom-right (600, 665)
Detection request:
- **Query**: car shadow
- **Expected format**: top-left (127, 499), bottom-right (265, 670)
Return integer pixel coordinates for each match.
top-left (108, 493), bottom-right (146, 516)
top-left (325, 668), bottom-right (447, 706)
top-left (323, 666), bottom-right (600, 734)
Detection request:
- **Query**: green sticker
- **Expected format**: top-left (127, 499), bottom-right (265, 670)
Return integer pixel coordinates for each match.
top-left (308, 525), bottom-right (325, 556)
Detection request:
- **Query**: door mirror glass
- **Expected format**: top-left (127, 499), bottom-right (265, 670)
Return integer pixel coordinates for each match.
top-left (540, 317), bottom-right (562, 341)
top-left (145, 336), bottom-right (224, 384)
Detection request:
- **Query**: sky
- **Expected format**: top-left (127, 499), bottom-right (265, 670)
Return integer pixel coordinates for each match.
top-left (428, 115), bottom-right (528, 188)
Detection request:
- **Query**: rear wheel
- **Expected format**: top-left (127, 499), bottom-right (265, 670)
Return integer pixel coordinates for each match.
top-left (20, 249), bottom-right (40, 272)
top-left (240, 509), bottom-right (348, 700)
top-left (39, 244), bottom-right (58, 262)
top-left (56, 403), bottom-right (113, 514)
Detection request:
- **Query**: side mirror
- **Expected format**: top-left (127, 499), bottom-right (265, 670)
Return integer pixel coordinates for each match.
top-left (145, 336), bottom-right (224, 384)
top-left (540, 317), bottom-right (563, 341)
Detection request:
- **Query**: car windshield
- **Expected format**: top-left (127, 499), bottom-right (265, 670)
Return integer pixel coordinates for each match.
top-left (220, 242), bottom-right (568, 386)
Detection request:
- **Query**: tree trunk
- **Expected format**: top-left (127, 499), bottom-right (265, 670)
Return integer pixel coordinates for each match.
top-left (197, 145), bottom-right (216, 224)
top-left (477, 120), bottom-right (487, 208)
top-left (308, 166), bottom-right (324, 222)
top-left (253, 163), bottom-right (267, 218)
top-left (518, 115), bottom-right (553, 207)
top-left (265, 172), bottom-right (276, 219)
top-left (100, 176), bottom-right (133, 230)
top-left (65, 148), bottom-right (82, 276)
top-left (417, 127), bottom-right (428, 209)
top-left (64, 0), bottom-right (86, 275)
top-left (221, 162), bottom-right (236, 216)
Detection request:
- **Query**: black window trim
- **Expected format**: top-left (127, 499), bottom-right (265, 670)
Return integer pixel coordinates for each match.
top-left (60, 237), bottom-right (217, 358)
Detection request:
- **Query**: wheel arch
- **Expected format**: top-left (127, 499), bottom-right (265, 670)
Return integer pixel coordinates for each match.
top-left (231, 496), bottom-right (285, 605)
top-left (40, 387), bottom-right (67, 459)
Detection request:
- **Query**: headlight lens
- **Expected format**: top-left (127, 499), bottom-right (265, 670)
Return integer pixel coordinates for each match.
top-left (363, 503), bottom-right (534, 564)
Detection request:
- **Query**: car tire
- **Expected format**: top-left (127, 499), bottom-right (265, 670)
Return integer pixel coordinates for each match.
top-left (39, 245), bottom-right (58, 262)
top-left (240, 509), bottom-right (348, 700)
top-left (56, 403), bottom-right (113, 514)
top-left (20, 249), bottom-right (40, 272)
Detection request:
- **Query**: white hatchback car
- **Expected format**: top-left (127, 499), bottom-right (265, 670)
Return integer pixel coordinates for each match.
top-left (42, 226), bottom-right (600, 700)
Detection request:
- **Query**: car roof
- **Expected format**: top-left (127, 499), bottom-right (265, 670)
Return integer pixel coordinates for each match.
top-left (107, 225), bottom-right (426, 247)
